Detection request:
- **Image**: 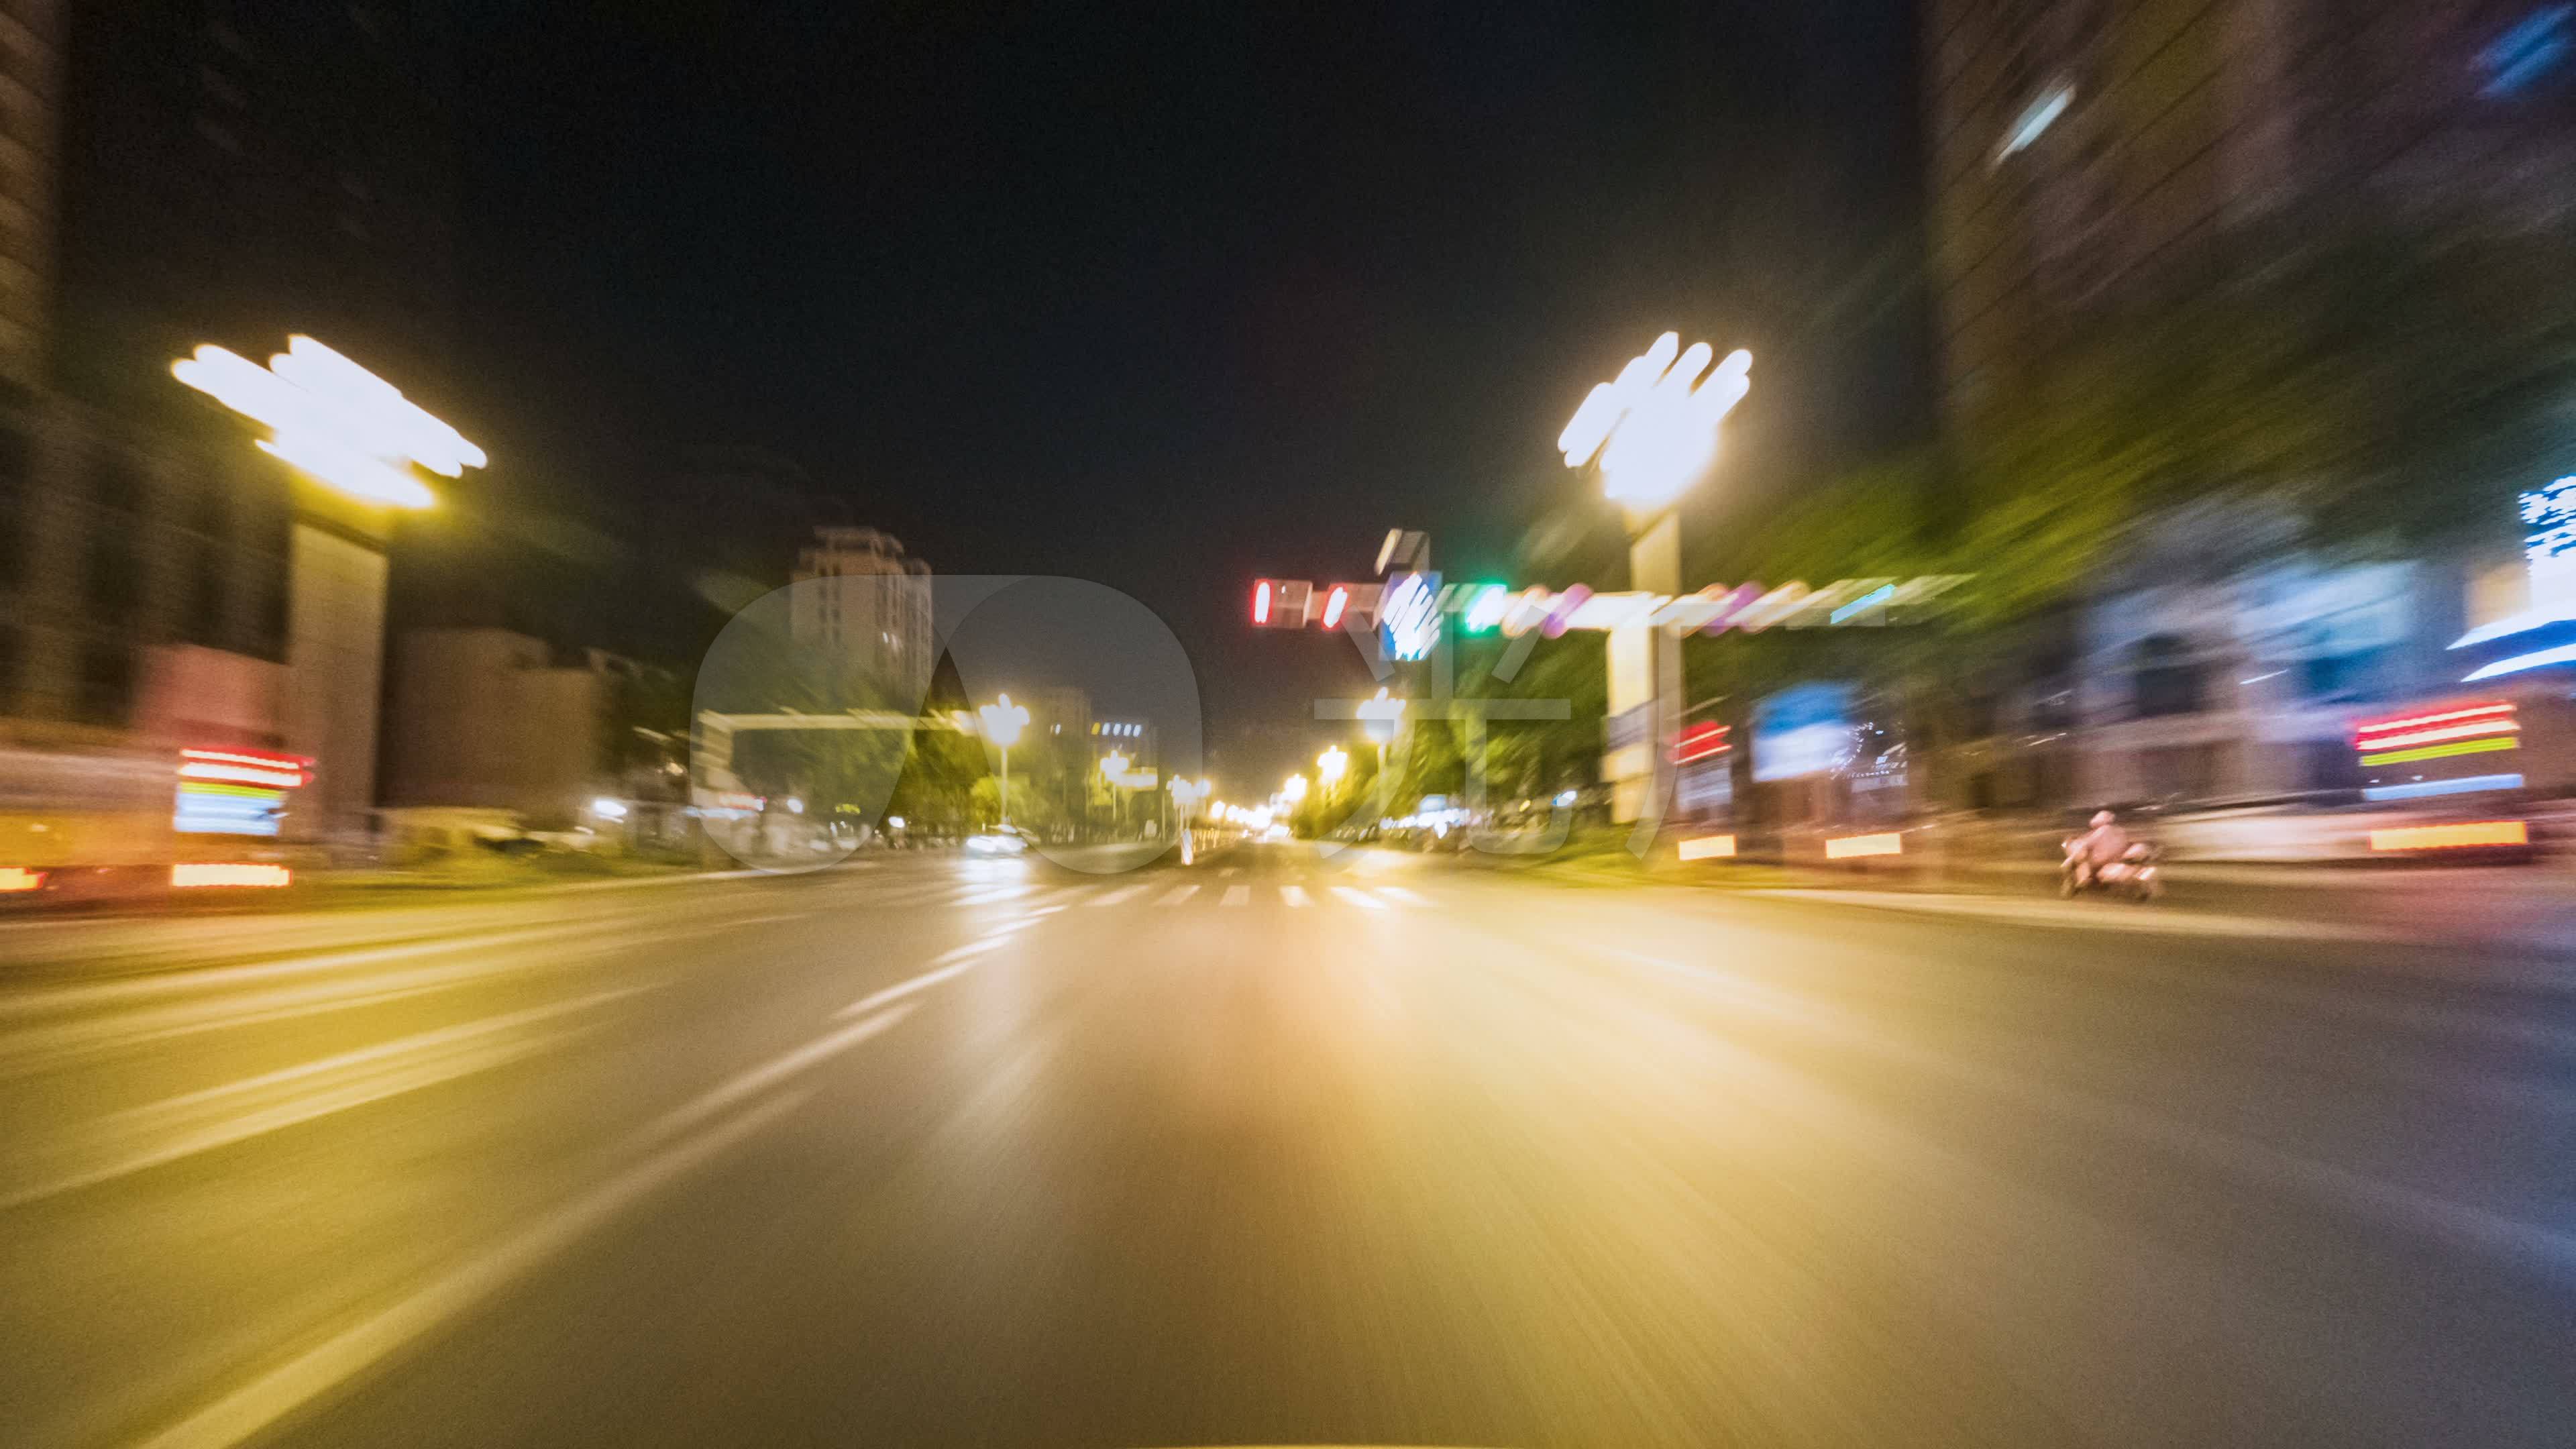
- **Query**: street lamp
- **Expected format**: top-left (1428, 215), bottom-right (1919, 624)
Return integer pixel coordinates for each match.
top-left (1560, 331), bottom-right (1750, 828)
top-left (173, 335), bottom-right (484, 509)
top-left (1317, 745), bottom-right (1348, 788)
top-left (172, 335), bottom-right (486, 840)
top-left (1282, 773), bottom-right (1309, 802)
top-left (1558, 332), bottom-right (1750, 508)
top-left (977, 693), bottom-right (1030, 826)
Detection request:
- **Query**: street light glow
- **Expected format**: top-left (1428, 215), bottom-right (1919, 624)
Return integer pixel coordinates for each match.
top-left (977, 693), bottom-right (1029, 748)
top-left (1560, 333), bottom-right (1751, 506)
top-left (1317, 745), bottom-right (1348, 786)
top-left (1282, 773), bottom-right (1309, 802)
top-left (173, 337), bottom-right (483, 509)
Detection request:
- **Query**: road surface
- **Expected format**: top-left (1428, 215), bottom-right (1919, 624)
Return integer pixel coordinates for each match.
top-left (2, 843), bottom-right (2571, 1447)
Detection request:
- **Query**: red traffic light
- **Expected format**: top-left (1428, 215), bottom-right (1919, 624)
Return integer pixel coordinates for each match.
top-left (1251, 578), bottom-right (1313, 628)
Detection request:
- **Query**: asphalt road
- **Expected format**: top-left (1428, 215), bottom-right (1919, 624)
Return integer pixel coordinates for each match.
top-left (2, 843), bottom-right (2571, 1448)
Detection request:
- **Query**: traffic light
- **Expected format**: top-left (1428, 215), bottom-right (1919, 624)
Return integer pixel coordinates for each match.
top-left (1313, 582), bottom-right (1381, 631)
top-left (1252, 578), bottom-right (1313, 628)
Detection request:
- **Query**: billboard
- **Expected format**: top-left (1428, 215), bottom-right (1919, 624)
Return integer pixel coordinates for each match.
top-left (1750, 682), bottom-right (1857, 783)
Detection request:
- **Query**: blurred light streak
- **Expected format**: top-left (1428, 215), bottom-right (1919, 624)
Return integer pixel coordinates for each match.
top-left (170, 863), bottom-right (292, 888)
top-left (1676, 833), bottom-right (1737, 860)
top-left (2351, 719), bottom-right (2519, 750)
top-left (1827, 583), bottom-right (1896, 624)
top-left (1994, 81), bottom-right (2073, 164)
top-left (2463, 642), bottom-right (2576, 680)
top-left (0, 866), bottom-right (45, 892)
top-left (1824, 832), bottom-right (1903, 859)
top-left (2363, 774), bottom-right (2524, 802)
top-left (180, 747), bottom-right (312, 774)
top-left (177, 761), bottom-right (306, 788)
top-left (2353, 702), bottom-right (2514, 733)
top-left (2357, 738), bottom-right (2519, 766)
top-left (2368, 820), bottom-right (2528, 851)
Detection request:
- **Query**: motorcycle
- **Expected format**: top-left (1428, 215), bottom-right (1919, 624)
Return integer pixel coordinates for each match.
top-left (2060, 837), bottom-right (2163, 902)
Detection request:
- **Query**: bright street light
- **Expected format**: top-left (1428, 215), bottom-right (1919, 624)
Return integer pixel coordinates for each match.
top-left (977, 694), bottom-right (1031, 825)
top-left (1316, 745), bottom-right (1348, 786)
top-left (1282, 773), bottom-right (1309, 802)
top-left (1558, 332), bottom-right (1750, 508)
top-left (1357, 686), bottom-right (1405, 743)
top-left (172, 335), bottom-right (484, 509)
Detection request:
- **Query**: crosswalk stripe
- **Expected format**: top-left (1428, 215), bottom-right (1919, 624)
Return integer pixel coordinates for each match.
top-left (1222, 885), bottom-right (1250, 906)
top-left (1090, 883), bottom-right (1149, 906)
top-left (1377, 885), bottom-right (1430, 906)
top-left (1281, 885), bottom-right (1311, 906)
top-left (1330, 886), bottom-right (1385, 910)
top-left (1157, 885), bottom-right (1199, 906)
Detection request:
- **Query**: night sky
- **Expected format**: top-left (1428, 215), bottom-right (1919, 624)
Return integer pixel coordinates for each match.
top-left (447, 1), bottom-right (1929, 790)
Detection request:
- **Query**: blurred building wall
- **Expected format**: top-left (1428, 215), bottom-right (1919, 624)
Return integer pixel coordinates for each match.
top-left (132, 642), bottom-right (282, 747)
top-left (1923, 0), bottom-right (2576, 806)
top-left (1925, 0), bottom-right (2576, 427)
top-left (0, 1), bottom-right (59, 394)
top-left (382, 627), bottom-right (606, 826)
top-left (0, 1), bottom-right (460, 830)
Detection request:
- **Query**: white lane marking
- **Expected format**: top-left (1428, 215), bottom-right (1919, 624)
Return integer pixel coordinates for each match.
top-left (1089, 883), bottom-right (1150, 906)
top-left (835, 958), bottom-right (981, 1021)
top-left (1024, 904), bottom-right (1066, 918)
top-left (1, 987), bottom-right (647, 1210)
top-left (1156, 885), bottom-right (1199, 906)
top-left (1330, 886), bottom-right (1386, 910)
top-left (1748, 889), bottom-right (2396, 942)
top-left (1281, 885), bottom-right (1311, 907)
top-left (638, 1004), bottom-right (915, 1147)
top-left (952, 887), bottom-right (1026, 906)
top-left (1222, 885), bottom-right (1251, 906)
top-left (0, 923), bottom-right (604, 1019)
top-left (0, 945), bottom-right (626, 1077)
top-left (1220, 867), bottom-right (1241, 878)
top-left (1376, 885), bottom-right (1431, 906)
top-left (127, 1087), bottom-right (811, 1449)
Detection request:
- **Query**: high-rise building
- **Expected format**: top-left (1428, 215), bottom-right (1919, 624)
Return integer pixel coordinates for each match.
top-left (0, 1), bottom-right (460, 845)
top-left (1924, 0), bottom-right (2576, 429)
top-left (52, 1), bottom-right (459, 419)
top-left (0, 1), bottom-right (58, 397)
top-left (788, 527), bottom-right (934, 708)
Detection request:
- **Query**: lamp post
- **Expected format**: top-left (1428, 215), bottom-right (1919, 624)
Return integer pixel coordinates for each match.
top-left (1102, 749), bottom-right (1130, 837)
top-left (977, 693), bottom-right (1030, 828)
top-left (1317, 745), bottom-right (1348, 790)
top-left (172, 336), bottom-right (484, 841)
top-left (1559, 332), bottom-right (1750, 827)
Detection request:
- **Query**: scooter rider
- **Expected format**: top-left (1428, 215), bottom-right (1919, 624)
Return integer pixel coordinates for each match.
top-left (2070, 808), bottom-right (2132, 888)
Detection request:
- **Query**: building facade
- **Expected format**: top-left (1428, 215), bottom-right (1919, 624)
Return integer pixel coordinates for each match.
top-left (1925, 0), bottom-right (2576, 426)
top-left (381, 627), bottom-right (606, 824)
top-left (1923, 0), bottom-right (2576, 806)
top-left (787, 527), bottom-right (933, 708)
top-left (0, 1), bottom-right (459, 840)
